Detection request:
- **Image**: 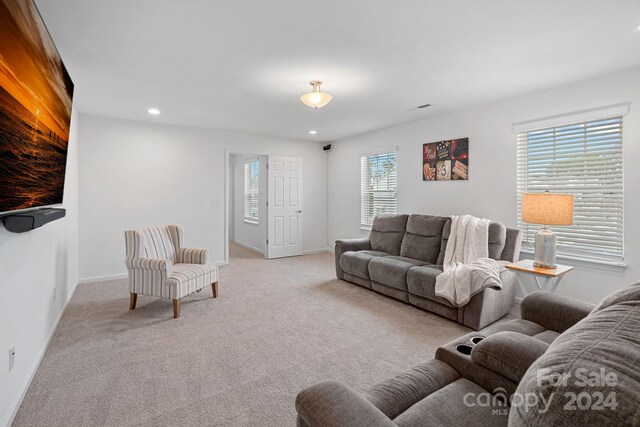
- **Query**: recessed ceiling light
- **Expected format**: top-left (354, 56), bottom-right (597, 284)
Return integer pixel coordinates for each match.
top-left (309, 130), bottom-right (318, 135)
top-left (147, 108), bottom-right (161, 115)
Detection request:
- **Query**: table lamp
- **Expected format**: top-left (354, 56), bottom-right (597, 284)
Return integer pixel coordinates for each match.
top-left (522, 191), bottom-right (574, 269)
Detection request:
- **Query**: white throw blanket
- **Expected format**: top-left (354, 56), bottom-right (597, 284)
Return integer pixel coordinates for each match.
top-left (435, 215), bottom-right (501, 307)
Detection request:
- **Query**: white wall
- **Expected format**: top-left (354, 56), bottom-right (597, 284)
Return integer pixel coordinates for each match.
top-left (0, 111), bottom-right (79, 426)
top-left (328, 67), bottom-right (640, 303)
top-left (231, 153), bottom-right (268, 254)
top-left (77, 115), bottom-right (329, 281)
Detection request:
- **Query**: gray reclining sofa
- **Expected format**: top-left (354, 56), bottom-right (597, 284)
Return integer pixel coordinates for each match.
top-left (296, 283), bottom-right (640, 426)
top-left (335, 214), bottom-right (522, 330)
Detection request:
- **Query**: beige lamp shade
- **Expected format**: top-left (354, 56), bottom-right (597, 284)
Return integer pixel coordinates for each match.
top-left (522, 192), bottom-right (574, 226)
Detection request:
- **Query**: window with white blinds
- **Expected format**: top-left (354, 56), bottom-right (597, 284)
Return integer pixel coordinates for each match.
top-left (361, 151), bottom-right (397, 228)
top-left (516, 116), bottom-right (624, 263)
top-left (243, 159), bottom-right (259, 224)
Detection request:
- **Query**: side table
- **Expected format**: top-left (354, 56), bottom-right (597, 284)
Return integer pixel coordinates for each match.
top-left (505, 259), bottom-right (573, 297)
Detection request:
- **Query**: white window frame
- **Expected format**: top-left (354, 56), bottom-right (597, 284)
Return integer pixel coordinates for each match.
top-left (360, 147), bottom-right (398, 230)
top-left (243, 158), bottom-right (259, 224)
top-left (514, 103), bottom-right (628, 269)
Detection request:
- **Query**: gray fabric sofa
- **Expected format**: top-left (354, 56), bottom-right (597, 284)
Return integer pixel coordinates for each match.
top-left (335, 214), bottom-right (523, 330)
top-left (296, 284), bottom-right (640, 426)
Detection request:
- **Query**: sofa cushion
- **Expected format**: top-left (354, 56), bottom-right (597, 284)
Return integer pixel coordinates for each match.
top-left (340, 250), bottom-right (389, 279)
top-left (394, 378), bottom-right (509, 427)
top-left (501, 228), bottom-right (523, 262)
top-left (140, 225), bottom-right (179, 262)
top-left (369, 256), bottom-right (427, 291)
top-left (510, 301), bottom-right (640, 426)
top-left (437, 220), bottom-right (451, 265)
top-left (406, 265), bottom-right (455, 307)
top-left (482, 318), bottom-right (546, 337)
top-left (437, 220), bottom-right (507, 265)
top-left (531, 330), bottom-right (560, 344)
top-left (487, 222), bottom-right (507, 259)
top-left (369, 214), bottom-right (409, 255)
top-left (592, 281), bottom-right (640, 313)
top-left (400, 215), bottom-right (449, 263)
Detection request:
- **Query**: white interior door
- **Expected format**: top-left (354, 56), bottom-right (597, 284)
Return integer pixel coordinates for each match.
top-left (267, 156), bottom-right (303, 258)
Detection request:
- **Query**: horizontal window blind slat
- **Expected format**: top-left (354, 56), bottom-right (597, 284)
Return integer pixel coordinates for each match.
top-left (517, 115), bottom-right (624, 262)
top-left (244, 160), bottom-right (259, 222)
top-left (361, 151), bottom-right (397, 227)
top-left (522, 151), bottom-right (623, 162)
top-left (519, 160), bottom-right (623, 169)
top-left (521, 187), bottom-right (622, 193)
top-left (524, 136), bottom-right (622, 147)
top-left (520, 229), bottom-right (624, 240)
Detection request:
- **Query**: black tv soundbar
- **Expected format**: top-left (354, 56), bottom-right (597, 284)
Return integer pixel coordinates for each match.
top-left (1, 208), bottom-right (66, 233)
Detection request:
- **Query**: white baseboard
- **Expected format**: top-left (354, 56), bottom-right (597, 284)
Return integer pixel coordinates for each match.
top-left (232, 240), bottom-right (331, 257)
top-left (303, 247), bottom-right (333, 255)
top-left (231, 240), bottom-right (265, 255)
top-left (78, 273), bottom-right (127, 284)
top-left (5, 283), bottom-right (79, 427)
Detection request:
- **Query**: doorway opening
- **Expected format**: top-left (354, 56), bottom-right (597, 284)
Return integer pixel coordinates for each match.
top-left (224, 151), bottom-right (304, 263)
top-left (228, 153), bottom-right (268, 260)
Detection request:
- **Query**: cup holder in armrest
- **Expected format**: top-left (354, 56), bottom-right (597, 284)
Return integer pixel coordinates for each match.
top-left (471, 337), bottom-right (484, 345)
top-left (456, 344), bottom-right (473, 355)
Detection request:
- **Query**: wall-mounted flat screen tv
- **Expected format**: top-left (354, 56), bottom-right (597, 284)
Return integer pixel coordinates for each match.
top-left (0, 0), bottom-right (74, 215)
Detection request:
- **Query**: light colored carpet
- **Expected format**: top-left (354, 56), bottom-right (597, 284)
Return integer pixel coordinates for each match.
top-left (13, 244), bottom-right (517, 426)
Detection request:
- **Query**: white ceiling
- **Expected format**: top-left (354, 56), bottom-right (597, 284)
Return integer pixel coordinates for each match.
top-left (35, 0), bottom-right (640, 142)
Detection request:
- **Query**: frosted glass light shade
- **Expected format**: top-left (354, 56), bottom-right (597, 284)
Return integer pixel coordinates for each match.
top-left (300, 91), bottom-right (332, 108)
top-left (522, 192), bottom-right (574, 226)
top-left (300, 80), bottom-right (332, 108)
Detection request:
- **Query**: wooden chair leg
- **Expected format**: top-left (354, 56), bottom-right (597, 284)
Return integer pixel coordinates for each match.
top-left (173, 299), bottom-right (180, 318)
top-left (211, 282), bottom-right (218, 298)
top-left (129, 293), bottom-right (137, 310)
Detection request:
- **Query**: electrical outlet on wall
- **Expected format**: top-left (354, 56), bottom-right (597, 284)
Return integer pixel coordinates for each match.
top-left (9, 345), bottom-right (15, 371)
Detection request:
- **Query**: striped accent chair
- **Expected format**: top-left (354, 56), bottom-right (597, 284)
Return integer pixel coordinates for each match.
top-left (124, 224), bottom-right (218, 318)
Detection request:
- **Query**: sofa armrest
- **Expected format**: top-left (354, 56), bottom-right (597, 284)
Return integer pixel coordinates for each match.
top-left (334, 238), bottom-right (371, 279)
top-left (521, 292), bottom-right (595, 333)
top-left (461, 266), bottom-right (517, 330)
top-left (471, 332), bottom-right (549, 383)
top-left (296, 381), bottom-right (396, 427)
top-left (177, 247), bottom-right (209, 264)
top-left (364, 359), bottom-right (460, 420)
top-left (335, 238), bottom-right (372, 252)
top-left (125, 257), bottom-right (172, 276)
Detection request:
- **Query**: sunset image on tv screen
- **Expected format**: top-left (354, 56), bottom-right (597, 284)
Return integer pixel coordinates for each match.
top-left (0, 0), bottom-right (74, 214)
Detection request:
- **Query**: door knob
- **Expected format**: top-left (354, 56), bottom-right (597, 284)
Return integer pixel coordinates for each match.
top-left (296, 210), bottom-right (302, 213)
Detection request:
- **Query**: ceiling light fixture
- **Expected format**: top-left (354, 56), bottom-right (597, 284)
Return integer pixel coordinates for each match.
top-left (147, 108), bottom-right (161, 115)
top-left (309, 130), bottom-right (318, 135)
top-left (300, 81), bottom-right (332, 109)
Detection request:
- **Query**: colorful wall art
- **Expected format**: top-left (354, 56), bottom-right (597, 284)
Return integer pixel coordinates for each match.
top-left (423, 138), bottom-right (468, 181)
